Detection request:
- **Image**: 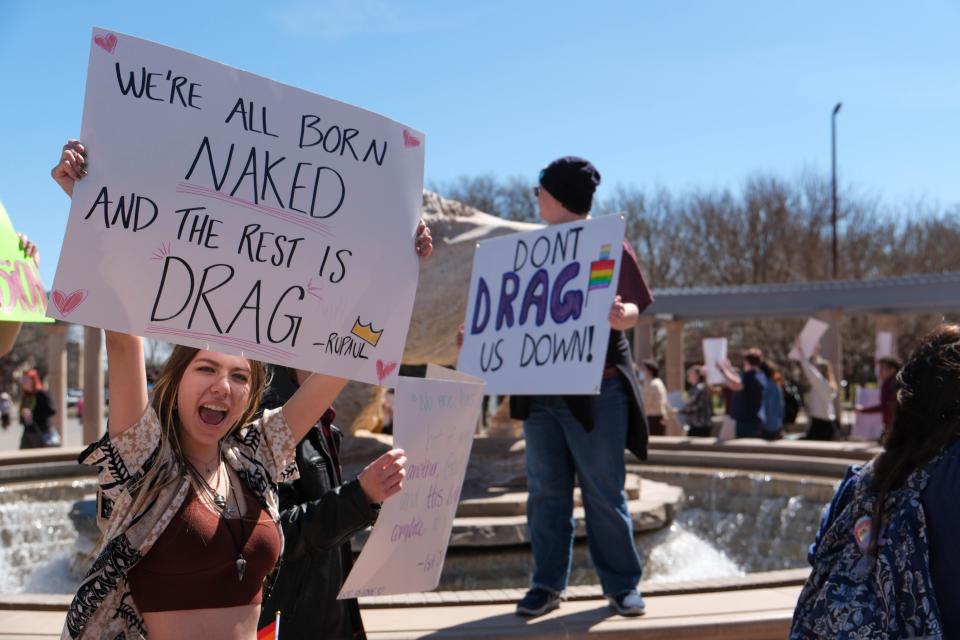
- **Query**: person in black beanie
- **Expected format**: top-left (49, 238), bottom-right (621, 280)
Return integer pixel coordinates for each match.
top-left (512, 156), bottom-right (654, 618)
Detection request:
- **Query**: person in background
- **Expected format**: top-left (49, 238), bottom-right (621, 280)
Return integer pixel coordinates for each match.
top-left (0, 233), bottom-right (40, 358)
top-left (791, 325), bottom-right (960, 638)
top-left (510, 156), bottom-right (652, 619)
top-left (678, 365), bottom-right (713, 437)
top-left (758, 361), bottom-right (785, 441)
top-left (256, 368), bottom-right (404, 639)
top-left (19, 368), bottom-right (58, 448)
top-left (717, 349), bottom-right (766, 438)
top-left (795, 341), bottom-right (838, 441)
top-left (857, 356), bottom-right (901, 440)
top-left (0, 391), bottom-right (12, 430)
top-left (257, 221), bottom-right (431, 640)
top-left (640, 360), bottom-right (669, 436)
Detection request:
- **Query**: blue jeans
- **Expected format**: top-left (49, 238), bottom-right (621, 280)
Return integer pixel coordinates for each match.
top-left (523, 377), bottom-right (642, 596)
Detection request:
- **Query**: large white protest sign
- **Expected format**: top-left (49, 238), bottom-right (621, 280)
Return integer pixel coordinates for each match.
top-left (789, 318), bottom-right (830, 361)
top-left (338, 368), bottom-right (484, 598)
top-left (456, 215), bottom-right (626, 395)
top-left (702, 337), bottom-right (728, 385)
top-left (49, 29), bottom-right (424, 386)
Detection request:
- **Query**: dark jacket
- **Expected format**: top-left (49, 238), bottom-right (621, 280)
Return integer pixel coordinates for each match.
top-left (510, 329), bottom-right (650, 461)
top-left (731, 369), bottom-right (765, 424)
top-left (258, 368), bottom-right (379, 640)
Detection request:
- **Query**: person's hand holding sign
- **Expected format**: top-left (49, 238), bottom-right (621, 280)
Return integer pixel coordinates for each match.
top-left (415, 218), bottom-right (433, 258)
top-left (358, 448), bottom-right (408, 503)
top-left (608, 294), bottom-right (638, 331)
top-left (51, 140), bottom-right (87, 197)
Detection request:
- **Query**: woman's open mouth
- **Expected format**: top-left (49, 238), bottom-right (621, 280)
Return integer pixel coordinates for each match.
top-left (198, 404), bottom-right (229, 426)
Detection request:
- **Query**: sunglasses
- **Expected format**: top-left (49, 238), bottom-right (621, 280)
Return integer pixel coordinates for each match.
top-left (532, 186), bottom-right (541, 197)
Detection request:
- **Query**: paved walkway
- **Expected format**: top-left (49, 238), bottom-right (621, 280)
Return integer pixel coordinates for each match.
top-left (0, 585), bottom-right (801, 639)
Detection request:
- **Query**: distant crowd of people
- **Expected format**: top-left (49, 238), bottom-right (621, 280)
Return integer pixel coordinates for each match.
top-left (638, 344), bottom-right (901, 443)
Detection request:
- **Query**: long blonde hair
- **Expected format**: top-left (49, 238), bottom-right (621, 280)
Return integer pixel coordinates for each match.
top-left (127, 346), bottom-right (270, 501)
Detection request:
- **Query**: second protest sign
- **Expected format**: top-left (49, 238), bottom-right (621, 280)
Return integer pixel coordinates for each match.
top-left (457, 215), bottom-right (626, 395)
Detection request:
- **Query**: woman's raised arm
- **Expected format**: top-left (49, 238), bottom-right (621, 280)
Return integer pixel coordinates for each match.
top-left (105, 331), bottom-right (149, 437)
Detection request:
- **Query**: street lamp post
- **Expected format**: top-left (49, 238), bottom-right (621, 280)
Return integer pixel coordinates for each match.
top-left (831, 102), bottom-right (842, 279)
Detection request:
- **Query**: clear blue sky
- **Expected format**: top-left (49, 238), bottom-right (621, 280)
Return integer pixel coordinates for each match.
top-left (2, 0), bottom-right (958, 285)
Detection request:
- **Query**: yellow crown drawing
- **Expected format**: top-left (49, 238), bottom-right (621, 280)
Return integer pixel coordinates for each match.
top-left (351, 317), bottom-right (384, 347)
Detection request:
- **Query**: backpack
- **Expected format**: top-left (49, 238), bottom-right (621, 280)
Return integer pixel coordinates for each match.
top-left (761, 382), bottom-right (784, 433)
top-left (791, 460), bottom-right (944, 639)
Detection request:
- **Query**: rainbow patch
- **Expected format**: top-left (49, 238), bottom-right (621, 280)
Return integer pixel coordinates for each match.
top-left (588, 244), bottom-right (615, 291)
top-left (853, 515), bottom-right (873, 554)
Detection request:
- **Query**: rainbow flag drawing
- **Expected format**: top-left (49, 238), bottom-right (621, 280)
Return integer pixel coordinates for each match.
top-left (586, 244), bottom-right (615, 305)
top-left (589, 244), bottom-right (615, 290)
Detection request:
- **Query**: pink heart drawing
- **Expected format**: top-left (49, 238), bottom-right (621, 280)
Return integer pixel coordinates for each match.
top-left (402, 129), bottom-right (421, 148)
top-left (52, 289), bottom-right (89, 317)
top-left (94, 33), bottom-right (118, 54)
top-left (376, 359), bottom-right (398, 383)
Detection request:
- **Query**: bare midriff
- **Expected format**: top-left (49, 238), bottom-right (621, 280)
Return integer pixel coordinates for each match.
top-left (142, 604), bottom-right (261, 640)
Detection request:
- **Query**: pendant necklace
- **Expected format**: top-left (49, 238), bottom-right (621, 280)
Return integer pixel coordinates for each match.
top-left (186, 456), bottom-right (246, 580)
top-left (188, 453), bottom-right (235, 516)
top-left (225, 482), bottom-right (247, 582)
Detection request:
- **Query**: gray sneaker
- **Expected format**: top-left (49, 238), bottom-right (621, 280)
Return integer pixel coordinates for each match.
top-left (516, 588), bottom-right (561, 617)
top-left (608, 590), bottom-right (646, 616)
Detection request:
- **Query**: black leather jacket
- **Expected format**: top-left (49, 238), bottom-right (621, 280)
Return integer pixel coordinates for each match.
top-left (258, 368), bottom-right (379, 639)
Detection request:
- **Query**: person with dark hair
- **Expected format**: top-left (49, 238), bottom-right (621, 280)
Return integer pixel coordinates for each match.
top-left (716, 348), bottom-right (767, 438)
top-left (510, 156), bottom-right (653, 618)
top-left (640, 359), bottom-right (668, 436)
top-left (19, 368), bottom-right (58, 448)
top-left (856, 356), bottom-right (901, 439)
top-left (678, 365), bottom-right (713, 437)
top-left (256, 368), bottom-right (407, 639)
top-left (256, 225), bottom-right (432, 640)
top-left (791, 324), bottom-right (960, 638)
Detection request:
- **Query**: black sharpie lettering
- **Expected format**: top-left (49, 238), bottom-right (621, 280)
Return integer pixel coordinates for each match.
top-left (519, 326), bottom-right (595, 368)
top-left (84, 186), bottom-right (158, 231)
top-left (114, 63), bottom-right (201, 109)
top-left (267, 286), bottom-right (305, 346)
top-left (150, 256), bottom-right (304, 347)
top-left (299, 115), bottom-right (387, 166)
top-left (237, 223), bottom-right (304, 268)
top-left (479, 339), bottom-right (504, 372)
top-left (175, 207), bottom-right (221, 249)
top-left (224, 98), bottom-right (278, 137)
top-left (318, 332), bottom-right (368, 360)
top-left (184, 138), bottom-right (344, 218)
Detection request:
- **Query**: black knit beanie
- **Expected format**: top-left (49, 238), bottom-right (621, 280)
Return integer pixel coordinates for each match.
top-left (538, 156), bottom-right (601, 215)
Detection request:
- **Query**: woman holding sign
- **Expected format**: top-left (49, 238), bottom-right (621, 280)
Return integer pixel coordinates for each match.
top-left (510, 157), bottom-right (653, 618)
top-left (51, 141), bottom-right (411, 640)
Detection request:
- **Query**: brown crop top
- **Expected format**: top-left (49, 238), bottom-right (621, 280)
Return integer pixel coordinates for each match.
top-left (127, 479), bottom-right (281, 612)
